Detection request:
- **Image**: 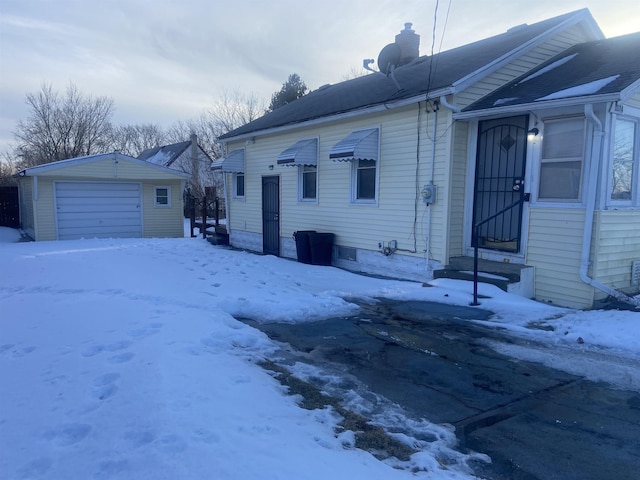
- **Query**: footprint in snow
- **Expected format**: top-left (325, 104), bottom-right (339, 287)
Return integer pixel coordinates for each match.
top-left (108, 352), bottom-right (134, 364)
top-left (44, 423), bottom-right (91, 446)
top-left (81, 345), bottom-right (104, 357)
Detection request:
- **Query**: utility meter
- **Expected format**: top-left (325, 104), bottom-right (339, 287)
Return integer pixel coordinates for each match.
top-left (422, 184), bottom-right (437, 204)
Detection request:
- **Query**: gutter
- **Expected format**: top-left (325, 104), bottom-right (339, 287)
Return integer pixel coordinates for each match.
top-left (220, 88), bottom-right (451, 144)
top-left (454, 93), bottom-right (621, 120)
top-left (581, 104), bottom-right (639, 307)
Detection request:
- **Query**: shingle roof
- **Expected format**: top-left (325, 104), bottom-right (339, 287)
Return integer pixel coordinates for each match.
top-left (220, 9), bottom-right (597, 140)
top-left (137, 141), bottom-right (191, 166)
top-left (463, 32), bottom-right (640, 112)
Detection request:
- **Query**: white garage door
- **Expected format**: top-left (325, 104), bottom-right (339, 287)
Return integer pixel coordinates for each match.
top-left (55, 182), bottom-right (142, 240)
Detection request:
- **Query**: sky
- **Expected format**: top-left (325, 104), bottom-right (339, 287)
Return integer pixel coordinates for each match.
top-left (1, 0), bottom-right (639, 157)
top-left (0, 225), bottom-right (638, 479)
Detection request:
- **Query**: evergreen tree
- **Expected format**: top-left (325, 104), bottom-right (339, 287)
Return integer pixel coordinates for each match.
top-left (268, 74), bottom-right (308, 112)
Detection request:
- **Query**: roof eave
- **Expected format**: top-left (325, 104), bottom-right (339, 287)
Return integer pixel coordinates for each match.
top-left (19, 152), bottom-right (192, 178)
top-left (620, 78), bottom-right (640, 103)
top-left (454, 93), bottom-right (621, 120)
top-left (220, 88), bottom-right (451, 144)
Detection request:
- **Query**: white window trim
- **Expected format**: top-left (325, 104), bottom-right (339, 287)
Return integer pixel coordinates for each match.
top-left (537, 116), bottom-right (586, 203)
top-left (607, 112), bottom-right (639, 208)
top-left (297, 164), bottom-right (318, 203)
top-left (349, 127), bottom-right (380, 206)
top-left (154, 186), bottom-right (171, 208)
top-left (233, 172), bottom-right (245, 199)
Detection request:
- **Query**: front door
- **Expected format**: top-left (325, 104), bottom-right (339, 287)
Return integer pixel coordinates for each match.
top-left (472, 115), bottom-right (528, 253)
top-left (262, 176), bottom-right (280, 256)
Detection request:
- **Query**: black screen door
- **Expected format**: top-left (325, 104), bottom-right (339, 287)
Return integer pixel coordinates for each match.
top-left (472, 115), bottom-right (528, 253)
top-left (262, 176), bottom-right (280, 256)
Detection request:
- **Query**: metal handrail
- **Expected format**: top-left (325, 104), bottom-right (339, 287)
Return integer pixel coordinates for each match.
top-left (470, 195), bottom-right (528, 306)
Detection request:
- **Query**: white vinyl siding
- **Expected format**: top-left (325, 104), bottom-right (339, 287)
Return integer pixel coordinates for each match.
top-left (142, 182), bottom-right (184, 238)
top-left (526, 207), bottom-right (594, 308)
top-left (225, 104), bottom-right (453, 266)
top-left (448, 122), bottom-right (469, 257)
top-left (591, 210), bottom-right (640, 298)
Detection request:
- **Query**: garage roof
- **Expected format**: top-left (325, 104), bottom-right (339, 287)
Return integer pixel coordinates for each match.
top-left (17, 152), bottom-right (192, 178)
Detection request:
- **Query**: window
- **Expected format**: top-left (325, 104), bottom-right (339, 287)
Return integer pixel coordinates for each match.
top-left (234, 173), bottom-right (245, 198)
top-left (299, 165), bottom-right (317, 201)
top-left (611, 118), bottom-right (637, 202)
top-left (353, 159), bottom-right (377, 202)
top-left (154, 186), bottom-right (170, 207)
top-left (538, 118), bottom-right (585, 201)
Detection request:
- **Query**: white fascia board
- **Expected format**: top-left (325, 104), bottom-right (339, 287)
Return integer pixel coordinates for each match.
top-left (221, 88), bottom-right (451, 145)
top-left (451, 11), bottom-right (604, 95)
top-left (453, 93), bottom-right (620, 120)
top-left (20, 153), bottom-right (191, 178)
top-left (620, 79), bottom-right (640, 103)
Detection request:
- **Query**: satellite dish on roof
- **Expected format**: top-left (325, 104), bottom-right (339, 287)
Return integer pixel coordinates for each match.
top-left (377, 43), bottom-right (401, 75)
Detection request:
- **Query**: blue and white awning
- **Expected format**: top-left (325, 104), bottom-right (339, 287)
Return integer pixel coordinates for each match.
top-left (217, 149), bottom-right (245, 173)
top-left (277, 138), bottom-right (318, 166)
top-left (330, 128), bottom-right (379, 162)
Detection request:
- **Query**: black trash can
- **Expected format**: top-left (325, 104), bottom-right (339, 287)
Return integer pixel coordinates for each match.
top-left (309, 232), bottom-right (334, 266)
top-left (293, 231), bottom-right (316, 264)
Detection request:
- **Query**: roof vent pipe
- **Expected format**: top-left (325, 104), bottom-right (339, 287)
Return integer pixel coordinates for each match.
top-left (395, 22), bottom-right (420, 65)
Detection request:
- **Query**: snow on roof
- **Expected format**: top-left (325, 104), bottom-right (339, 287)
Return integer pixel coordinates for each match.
top-left (517, 53), bottom-right (578, 84)
top-left (535, 74), bottom-right (620, 101)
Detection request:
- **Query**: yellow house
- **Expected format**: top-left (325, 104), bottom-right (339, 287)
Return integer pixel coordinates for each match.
top-left (217, 10), bottom-right (640, 309)
top-left (16, 152), bottom-right (190, 241)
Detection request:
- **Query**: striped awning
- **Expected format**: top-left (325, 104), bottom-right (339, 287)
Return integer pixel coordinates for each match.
top-left (330, 128), bottom-right (379, 162)
top-left (277, 138), bottom-right (318, 166)
top-left (218, 149), bottom-right (245, 173)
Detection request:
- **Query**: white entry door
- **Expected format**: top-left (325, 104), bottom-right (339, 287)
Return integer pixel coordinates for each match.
top-left (55, 182), bottom-right (142, 240)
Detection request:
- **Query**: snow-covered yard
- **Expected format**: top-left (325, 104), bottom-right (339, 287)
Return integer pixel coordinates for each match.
top-left (1, 226), bottom-right (638, 479)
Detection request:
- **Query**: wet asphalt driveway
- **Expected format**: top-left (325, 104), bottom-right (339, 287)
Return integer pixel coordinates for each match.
top-left (241, 299), bottom-right (640, 480)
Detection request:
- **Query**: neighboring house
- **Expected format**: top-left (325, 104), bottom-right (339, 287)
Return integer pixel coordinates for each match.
top-left (16, 153), bottom-right (190, 241)
top-left (138, 134), bottom-right (218, 198)
top-left (217, 9), bottom-right (640, 309)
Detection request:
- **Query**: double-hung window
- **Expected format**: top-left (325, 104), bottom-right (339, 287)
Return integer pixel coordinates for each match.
top-left (538, 117), bottom-right (585, 201)
top-left (353, 159), bottom-right (376, 201)
top-left (154, 186), bottom-right (170, 207)
top-left (610, 117), bottom-right (638, 203)
top-left (299, 165), bottom-right (317, 201)
top-left (234, 173), bottom-right (245, 198)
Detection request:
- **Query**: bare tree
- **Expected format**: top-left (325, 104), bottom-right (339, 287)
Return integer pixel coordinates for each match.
top-left (13, 83), bottom-right (114, 169)
top-left (0, 154), bottom-right (17, 186)
top-left (110, 123), bottom-right (167, 157)
top-left (167, 89), bottom-right (265, 160)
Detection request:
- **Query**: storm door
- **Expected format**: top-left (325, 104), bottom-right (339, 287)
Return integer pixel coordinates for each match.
top-left (262, 176), bottom-right (280, 256)
top-left (472, 115), bottom-right (528, 253)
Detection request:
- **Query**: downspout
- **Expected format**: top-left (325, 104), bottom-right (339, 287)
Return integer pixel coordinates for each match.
top-left (425, 101), bottom-right (439, 265)
top-left (582, 104), bottom-right (639, 307)
top-left (439, 95), bottom-right (461, 114)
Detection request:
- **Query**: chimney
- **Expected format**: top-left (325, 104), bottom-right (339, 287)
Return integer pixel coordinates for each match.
top-left (395, 23), bottom-right (420, 65)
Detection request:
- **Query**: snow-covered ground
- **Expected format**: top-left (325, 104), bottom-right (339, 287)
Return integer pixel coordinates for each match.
top-left (1, 225), bottom-right (638, 479)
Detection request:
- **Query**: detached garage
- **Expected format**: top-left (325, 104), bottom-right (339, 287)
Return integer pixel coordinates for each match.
top-left (16, 153), bottom-right (191, 241)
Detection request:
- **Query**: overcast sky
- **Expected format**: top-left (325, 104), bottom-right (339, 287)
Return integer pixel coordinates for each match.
top-left (1, 0), bottom-right (639, 156)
